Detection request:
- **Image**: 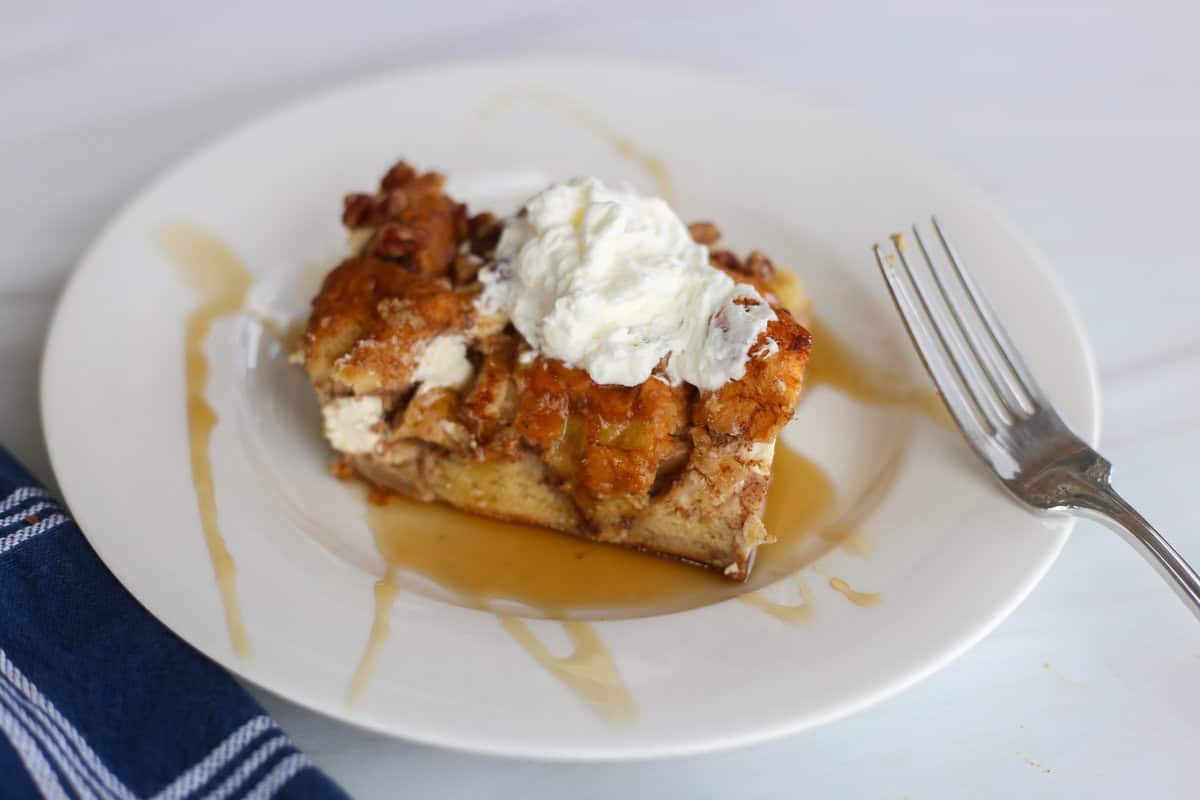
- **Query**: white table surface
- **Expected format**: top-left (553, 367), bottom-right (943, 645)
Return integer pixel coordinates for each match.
top-left (4, 1), bottom-right (1199, 797)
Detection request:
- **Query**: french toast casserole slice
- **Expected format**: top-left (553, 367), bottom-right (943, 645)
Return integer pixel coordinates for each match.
top-left (296, 161), bottom-right (813, 580)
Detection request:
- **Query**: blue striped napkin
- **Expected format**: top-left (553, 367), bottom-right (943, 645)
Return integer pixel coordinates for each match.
top-left (0, 448), bottom-right (349, 800)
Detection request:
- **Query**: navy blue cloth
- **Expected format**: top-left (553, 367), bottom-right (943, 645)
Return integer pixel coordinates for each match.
top-left (0, 448), bottom-right (350, 800)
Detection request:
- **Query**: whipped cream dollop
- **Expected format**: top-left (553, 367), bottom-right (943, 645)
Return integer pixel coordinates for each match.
top-left (478, 177), bottom-right (775, 390)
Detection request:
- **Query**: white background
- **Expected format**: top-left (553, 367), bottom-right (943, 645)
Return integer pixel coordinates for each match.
top-left (3, 1), bottom-right (1199, 797)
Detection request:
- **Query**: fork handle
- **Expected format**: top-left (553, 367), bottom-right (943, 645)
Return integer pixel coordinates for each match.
top-left (1070, 479), bottom-right (1200, 620)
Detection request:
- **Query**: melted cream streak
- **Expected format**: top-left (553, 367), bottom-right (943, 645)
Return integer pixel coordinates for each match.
top-left (158, 222), bottom-right (253, 658)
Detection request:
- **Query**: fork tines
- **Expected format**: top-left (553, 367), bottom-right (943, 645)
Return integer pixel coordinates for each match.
top-left (874, 218), bottom-right (1047, 438)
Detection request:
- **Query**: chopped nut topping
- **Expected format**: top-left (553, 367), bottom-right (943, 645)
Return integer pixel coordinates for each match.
top-left (467, 212), bottom-right (504, 257)
top-left (375, 223), bottom-right (430, 259)
top-left (687, 220), bottom-right (721, 245)
top-left (342, 193), bottom-right (375, 228)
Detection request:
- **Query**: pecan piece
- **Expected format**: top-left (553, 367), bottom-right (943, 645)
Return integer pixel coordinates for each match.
top-left (381, 190), bottom-right (408, 216)
top-left (380, 161), bottom-right (417, 191)
top-left (453, 202), bottom-right (470, 240)
top-left (688, 221), bottom-right (721, 245)
top-left (709, 249), bottom-right (742, 273)
top-left (375, 223), bottom-right (430, 258)
top-left (342, 193), bottom-right (375, 228)
top-left (467, 212), bottom-right (504, 257)
top-left (744, 250), bottom-right (776, 281)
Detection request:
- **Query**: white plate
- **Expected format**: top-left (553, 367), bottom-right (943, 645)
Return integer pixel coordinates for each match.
top-left (41, 58), bottom-right (1099, 760)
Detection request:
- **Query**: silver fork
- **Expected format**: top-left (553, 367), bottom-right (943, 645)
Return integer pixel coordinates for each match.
top-left (875, 217), bottom-right (1200, 620)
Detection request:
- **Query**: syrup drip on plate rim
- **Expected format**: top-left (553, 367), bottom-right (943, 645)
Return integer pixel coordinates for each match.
top-left (828, 577), bottom-right (882, 608)
top-left (479, 87), bottom-right (676, 202)
top-left (347, 566), bottom-right (400, 705)
top-left (739, 578), bottom-right (816, 625)
top-left (157, 222), bottom-right (253, 659)
top-left (498, 617), bottom-right (635, 725)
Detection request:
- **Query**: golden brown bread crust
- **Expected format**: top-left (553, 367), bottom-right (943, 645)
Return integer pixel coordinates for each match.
top-left (299, 161), bottom-right (812, 580)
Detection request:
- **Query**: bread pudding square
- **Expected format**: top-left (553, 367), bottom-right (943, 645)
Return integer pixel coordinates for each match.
top-left (297, 161), bottom-right (812, 580)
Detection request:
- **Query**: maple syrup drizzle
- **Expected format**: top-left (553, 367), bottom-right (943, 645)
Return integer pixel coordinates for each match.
top-left (157, 222), bottom-right (253, 658)
top-left (479, 88), bottom-right (675, 203)
top-left (352, 483), bottom-right (640, 717)
top-left (828, 577), bottom-right (882, 608)
top-left (739, 578), bottom-right (815, 625)
top-left (499, 617), bottom-right (635, 725)
top-left (356, 443), bottom-right (841, 714)
top-left (805, 316), bottom-right (951, 427)
top-left (362, 442), bottom-right (840, 619)
top-left (346, 566), bottom-right (400, 704)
